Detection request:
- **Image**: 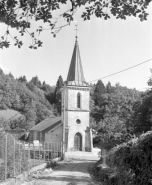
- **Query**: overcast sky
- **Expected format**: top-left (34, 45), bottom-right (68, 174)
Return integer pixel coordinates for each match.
top-left (0, 2), bottom-right (152, 91)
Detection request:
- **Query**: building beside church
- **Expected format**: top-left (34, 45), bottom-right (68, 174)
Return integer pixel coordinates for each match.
top-left (29, 38), bottom-right (93, 152)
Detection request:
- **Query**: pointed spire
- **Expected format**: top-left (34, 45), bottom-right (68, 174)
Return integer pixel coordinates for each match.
top-left (66, 39), bottom-right (88, 86)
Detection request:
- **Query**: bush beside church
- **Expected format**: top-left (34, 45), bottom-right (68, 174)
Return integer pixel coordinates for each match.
top-left (93, 131), bottom-right (152, 185)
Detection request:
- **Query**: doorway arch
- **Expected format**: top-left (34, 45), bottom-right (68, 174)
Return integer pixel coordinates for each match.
top-left (74, 133), bottom-right (82, 151)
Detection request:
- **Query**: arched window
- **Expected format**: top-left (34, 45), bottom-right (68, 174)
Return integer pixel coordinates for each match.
top-left (77, 93), bottom-right (81, 108)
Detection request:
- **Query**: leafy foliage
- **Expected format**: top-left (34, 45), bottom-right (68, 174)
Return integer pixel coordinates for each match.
top-left (9, 116), bottom-right (30, 131)
top-left (92, 164), bottom-right (133, 185)
top-left (126, 70), bottom-right (152, 135)
top-left (46, 159), bottom-right (58, 169)
top-left (29, 76), bottom-right (42, 88)
top-left (92, 72), bottom-right (152, 184)
top-left (132, 94), bottom-right (151, 134)
top-left (106, 131), bottom-right (152, 185)
top-left (0, 0), bottom-right (151, 48)
top-left (90, 80), bottom-right (141, 149)
top-left (0, 68), bottom-right (55, 130)
top-left (0, 117), bottom-right (9, 131)
top-left (131, 91), bottom-right (152, 135)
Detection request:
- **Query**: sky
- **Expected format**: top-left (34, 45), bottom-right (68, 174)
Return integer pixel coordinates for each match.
top-left (0, 2), bottom-right (152, 91)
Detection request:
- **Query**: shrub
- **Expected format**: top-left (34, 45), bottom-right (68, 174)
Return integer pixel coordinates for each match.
top-left (93, 136), bottom-right (101, 146)
top-left (46, 160), bottom-right (57, 169)
top-left (93, 164), bottom-right (134, 185)
top-left (106, 131), bottom-right (152, 185)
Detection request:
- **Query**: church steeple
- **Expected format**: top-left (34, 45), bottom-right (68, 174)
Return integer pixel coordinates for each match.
top-left (62, 32), bottom-right (92, 153)
top-left (66, 39), bottom-right (88, 86)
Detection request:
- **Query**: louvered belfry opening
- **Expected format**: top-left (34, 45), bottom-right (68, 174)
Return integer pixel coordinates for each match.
top-left (77, 92), bottom-right (81, 108)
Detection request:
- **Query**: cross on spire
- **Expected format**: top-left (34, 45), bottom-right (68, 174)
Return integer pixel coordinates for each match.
top-left (75, 24), bottom-right (78, 40)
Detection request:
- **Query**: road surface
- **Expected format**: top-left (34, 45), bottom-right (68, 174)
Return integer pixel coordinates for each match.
top-left (29, 159), bottom-right (101, 185)
top-left (27, 150), bottom-right (101, 185)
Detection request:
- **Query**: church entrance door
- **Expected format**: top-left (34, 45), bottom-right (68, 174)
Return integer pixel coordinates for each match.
top-left (74, 133), bottom-right (82, 151)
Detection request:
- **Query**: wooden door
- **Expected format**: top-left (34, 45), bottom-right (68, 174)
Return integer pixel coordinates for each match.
top-left (74, 133), bottom-right (82, 151)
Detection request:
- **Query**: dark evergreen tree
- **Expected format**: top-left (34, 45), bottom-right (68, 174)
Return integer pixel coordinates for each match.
top-left (30, 76), bottom-right (41, 88)
top-left (93, 80), bottom-right (106, 106)
top-left (106, 81), bottom-right (115, 94)
top-left (147, 69), bottom-right (152, 86)
top-left (0, 68), bottom-right (4, 75)
top-left (41, 83), bottom-right (54, 95)
top-left (18, 75), bottom-right (27, 83)
top-left (8, 73), bottom-right (14, 80)
top-left (54, 75), bottom-right (64, 115)
top-left (43, 81), bottom-right (46, 86)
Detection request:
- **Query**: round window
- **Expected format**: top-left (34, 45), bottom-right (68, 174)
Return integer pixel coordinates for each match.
top-left (76, 119), bottom-right (81, 124)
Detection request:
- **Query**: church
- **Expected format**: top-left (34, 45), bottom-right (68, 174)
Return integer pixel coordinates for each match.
top-left (30, 37), bottom-right (93, 152)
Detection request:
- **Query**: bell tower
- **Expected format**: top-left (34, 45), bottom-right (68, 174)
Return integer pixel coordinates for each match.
top-left (62, 36), bottom-right (93, 152)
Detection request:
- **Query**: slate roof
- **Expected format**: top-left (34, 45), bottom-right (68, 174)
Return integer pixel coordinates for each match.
top-left (66, 40), bottom-right (89, 87)
top-left (30, 116), bottom-right (62, 132)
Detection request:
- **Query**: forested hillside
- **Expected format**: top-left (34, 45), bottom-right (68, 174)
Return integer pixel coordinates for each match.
top-left (90, 80), bottom-right (142, 148)
top-left (0, 68), bottom-right (61, 130)
top-left (91, 73), bottom-right (152, 149)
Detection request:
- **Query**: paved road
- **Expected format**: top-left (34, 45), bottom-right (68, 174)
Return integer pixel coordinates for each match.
top-left (29, 160), bottom-right (101, 185)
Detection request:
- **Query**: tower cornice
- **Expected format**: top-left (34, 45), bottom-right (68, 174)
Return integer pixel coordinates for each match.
top-left (66, 85), bottom-right (90, 91)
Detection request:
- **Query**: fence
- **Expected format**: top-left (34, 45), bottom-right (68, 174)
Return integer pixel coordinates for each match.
top-left (0, 132), bottom-right (62, 182)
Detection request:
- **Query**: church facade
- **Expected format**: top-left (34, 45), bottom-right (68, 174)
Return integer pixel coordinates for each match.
top-left (29, 38), bottom-right (93, 152)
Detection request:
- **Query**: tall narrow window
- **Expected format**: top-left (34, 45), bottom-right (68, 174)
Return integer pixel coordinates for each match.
top-left (77, 93), bottom-right (81, 108)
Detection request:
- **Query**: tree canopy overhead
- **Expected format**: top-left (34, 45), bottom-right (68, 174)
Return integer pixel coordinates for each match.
top-left (0, 0), bottom-right (151, 49)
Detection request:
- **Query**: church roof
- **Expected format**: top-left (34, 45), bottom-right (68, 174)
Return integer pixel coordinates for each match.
top-left (30, 116), bottom-right (61, 132)
top-left (66, 39), bottom-right (88, 86)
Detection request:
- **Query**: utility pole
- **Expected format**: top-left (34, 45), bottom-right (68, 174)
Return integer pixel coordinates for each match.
top-left (62, 83), bottom-right (66, 160)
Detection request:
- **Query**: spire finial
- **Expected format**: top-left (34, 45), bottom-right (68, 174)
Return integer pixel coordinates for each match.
top-left (75, 24), bottom-right (78, 41)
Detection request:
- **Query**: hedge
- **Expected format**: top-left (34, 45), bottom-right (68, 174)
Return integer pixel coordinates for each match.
top-left (106, 131), bottom-right (152, 185)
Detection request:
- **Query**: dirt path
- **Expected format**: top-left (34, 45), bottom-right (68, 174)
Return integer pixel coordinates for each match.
top-left (29, 159), bottom-right (101, 185)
